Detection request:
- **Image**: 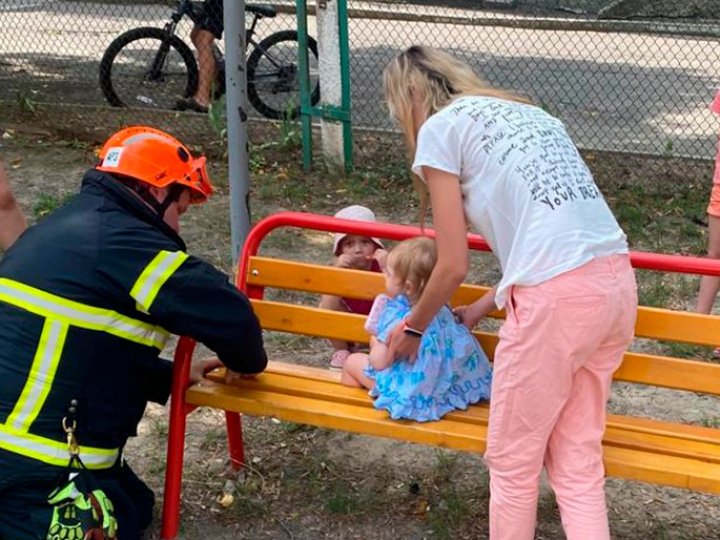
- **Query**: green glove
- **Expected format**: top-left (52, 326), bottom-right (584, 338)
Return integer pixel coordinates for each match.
top-left (46, 479), bottom-right (118, 540)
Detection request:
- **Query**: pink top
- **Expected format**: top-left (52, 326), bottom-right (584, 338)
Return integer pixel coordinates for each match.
top-left (342, 259), bottom-right (381, 315)
top-left (714, 90), bottom-right (720, 184)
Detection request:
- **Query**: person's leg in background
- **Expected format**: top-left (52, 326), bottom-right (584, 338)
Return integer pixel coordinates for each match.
top-left (0, 159), bottom-right (27, 251)
top-left (176, 0), bottom-right (223, 112)
top-left (696, 185), bottom-right (720, 314)
top-left (696, 184), bottom-right (720, 356)
top-left (188, 25), bottom-right (216, 110)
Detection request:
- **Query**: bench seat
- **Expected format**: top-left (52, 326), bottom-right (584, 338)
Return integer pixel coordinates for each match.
top-left (188, 360), bottom-right (720, 495)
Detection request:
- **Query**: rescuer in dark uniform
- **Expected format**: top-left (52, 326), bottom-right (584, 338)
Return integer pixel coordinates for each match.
top-left (0, 126), bottom-right (267, 540)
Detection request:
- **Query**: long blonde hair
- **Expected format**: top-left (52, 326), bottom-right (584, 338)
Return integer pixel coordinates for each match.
top-left (383, 45), bottom-right (533, 223)
top-left (387, 236), bottom-right (437, 302)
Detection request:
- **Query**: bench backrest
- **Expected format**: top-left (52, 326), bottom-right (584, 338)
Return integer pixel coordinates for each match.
top-left (238, 212), bottom-right (720, 398)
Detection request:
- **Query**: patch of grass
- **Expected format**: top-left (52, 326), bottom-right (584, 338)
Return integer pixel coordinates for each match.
top-left (637, 273), bottom-right (672, 308)
top-left (32, 193), bottom-right (73, 220)
top-left (426, 451), bottom-right (474, 540)
top-left (700, 417), bottom-right (720, 429)
top-left (16, 89), bottom-right (38, 115)
top-left (326, 487), bottom-right (361, 515)
top-left (199, 428), bottom-right (227, 450)
top-left (661, 342), bottom-right (708, 360)
top-left (148, 416), bottom-right (168, 439)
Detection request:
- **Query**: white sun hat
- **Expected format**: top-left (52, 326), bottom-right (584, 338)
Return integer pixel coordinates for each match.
top-left (332, 205), bottom-right (385, 256)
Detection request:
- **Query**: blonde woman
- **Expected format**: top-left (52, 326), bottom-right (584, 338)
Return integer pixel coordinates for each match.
top-left (0, 157), bottom-right (26, 251)
top-left (382, 46), bottom-right (637, 540)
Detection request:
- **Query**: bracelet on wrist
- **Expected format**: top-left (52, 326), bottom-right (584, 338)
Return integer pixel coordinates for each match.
top-left (402, 322), bottom-right (424, 338)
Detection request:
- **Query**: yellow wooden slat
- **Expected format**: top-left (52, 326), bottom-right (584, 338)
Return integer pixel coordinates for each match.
top-left (635, 306), bottom-right (720, 346)
top-left (603, 426), bottom-right (720, 464)
top-left (613, 352), bottom-right (720, 395)
top-left (607, 413), bottom-right (720, 444)
top-left (603, 445), bottom-right (720, 494)
top-left (253, 300), bottom-right (369, 344)
top-left (246, 256), bottom-right (501, 314)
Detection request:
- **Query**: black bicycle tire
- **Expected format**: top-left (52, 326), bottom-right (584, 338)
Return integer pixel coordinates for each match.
top-left (246, 30), bottom-right (320, 120)
top-left (99, 27), bottom-right (199, 108)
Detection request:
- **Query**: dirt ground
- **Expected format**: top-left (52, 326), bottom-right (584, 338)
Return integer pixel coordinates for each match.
top-left (1, 107), bottom-right (719, 540)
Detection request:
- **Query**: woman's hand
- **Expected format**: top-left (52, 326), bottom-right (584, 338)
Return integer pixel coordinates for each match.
top-left (189, 357), bottom-right (223, 385)
top-left (386, 322), bottom-right (421, 362)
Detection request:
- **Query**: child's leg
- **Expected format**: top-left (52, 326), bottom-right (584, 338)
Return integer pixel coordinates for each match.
top-left (341, 353), bottom-right (375, 389)
top-left (696, 214), bottom-right (720, 314)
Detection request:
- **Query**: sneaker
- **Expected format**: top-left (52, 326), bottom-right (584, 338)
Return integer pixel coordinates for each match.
top-left (174, 97), bottom-right (209, 114)
top-left (329, 349), bottom-right (351, 371)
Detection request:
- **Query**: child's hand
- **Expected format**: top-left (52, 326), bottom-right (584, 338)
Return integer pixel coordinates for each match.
top-left (335, 253), bottom-right (356, 268)
top-left (453, 304), bottom-right (482, 329)
top-left (372, 249), bottom-right (389, 270)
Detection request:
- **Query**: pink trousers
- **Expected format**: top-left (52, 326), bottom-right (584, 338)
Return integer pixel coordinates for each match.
top-left (485, 254), bottom-right (637, 540)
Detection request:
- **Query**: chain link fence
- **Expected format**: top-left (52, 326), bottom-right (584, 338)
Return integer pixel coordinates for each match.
top-left (1, 0), bottom-right (719, 161)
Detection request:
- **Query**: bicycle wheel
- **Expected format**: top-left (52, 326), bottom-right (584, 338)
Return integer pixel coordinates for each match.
top-left (99, 27), bottom-right (198, 109)
top-left (246, 30), bottom-right (320, 120)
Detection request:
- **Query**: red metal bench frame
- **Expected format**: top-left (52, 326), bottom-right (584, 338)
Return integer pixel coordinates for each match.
top-left (160, 210), bottom-right (720, 539)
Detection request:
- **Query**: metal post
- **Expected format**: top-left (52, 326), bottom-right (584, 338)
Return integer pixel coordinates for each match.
top-left (337, 0), bottom-right (353, 172)
top-left (224, 0), bottom-right (250, 266)
top-left (296, 0), bottom-right (313, 170)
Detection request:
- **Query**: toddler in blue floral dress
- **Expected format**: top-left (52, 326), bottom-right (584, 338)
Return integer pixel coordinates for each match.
top-left (341, 236), bottom-right (492, 422)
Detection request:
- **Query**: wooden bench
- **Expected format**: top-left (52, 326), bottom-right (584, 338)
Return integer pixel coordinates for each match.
top-left (160, 211), bottom-right (720, 539)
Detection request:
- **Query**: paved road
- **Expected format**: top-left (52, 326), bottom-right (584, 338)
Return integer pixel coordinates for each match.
top-left (1, 0), bottom-right (719, 157)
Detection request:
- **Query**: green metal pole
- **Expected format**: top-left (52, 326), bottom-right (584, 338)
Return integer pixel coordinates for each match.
top-left (336, 0), bottom-right (353, 172)
top-left (295, 0), bottom-right (313, 170)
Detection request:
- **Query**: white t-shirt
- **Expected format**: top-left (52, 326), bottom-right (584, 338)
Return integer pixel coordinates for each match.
top-left (412, 96), bottom-right (628, 308)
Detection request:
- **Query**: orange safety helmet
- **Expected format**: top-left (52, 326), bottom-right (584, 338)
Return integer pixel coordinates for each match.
top-left (96, 126), bottom-right (213, 204)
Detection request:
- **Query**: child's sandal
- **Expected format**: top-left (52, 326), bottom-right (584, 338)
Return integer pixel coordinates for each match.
top-left (329, 349), bottom-right (351, 371)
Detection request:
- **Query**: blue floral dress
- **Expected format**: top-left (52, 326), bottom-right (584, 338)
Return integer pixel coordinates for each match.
top-left (365, 294), bottom-right (492, 422)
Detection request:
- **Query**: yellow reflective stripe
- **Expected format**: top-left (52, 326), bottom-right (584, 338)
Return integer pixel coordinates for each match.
top-left (130, 251), bottom-right (189, 314)
top-left (0, 423), bottom-right (118, 469)
top-left (0, 278), bottom-right (168, 350)
top-left (7, 319), bottom-right (68, 432)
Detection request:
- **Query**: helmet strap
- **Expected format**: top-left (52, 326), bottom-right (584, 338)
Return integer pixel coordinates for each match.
top-left (154, 184), bottom-right (186, 217)
top-left (117, 176), bottom-right (185, 219)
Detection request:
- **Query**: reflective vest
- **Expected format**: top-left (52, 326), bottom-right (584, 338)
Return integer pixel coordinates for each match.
top-left (0, 171), bottom-right (266, 470)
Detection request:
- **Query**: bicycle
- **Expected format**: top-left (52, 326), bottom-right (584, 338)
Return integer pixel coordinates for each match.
top-left (99, 0), bottom-right (320, 120)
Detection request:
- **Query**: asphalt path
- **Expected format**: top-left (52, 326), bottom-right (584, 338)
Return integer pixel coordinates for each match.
top-left (1, 0), bottom-right (719, 157)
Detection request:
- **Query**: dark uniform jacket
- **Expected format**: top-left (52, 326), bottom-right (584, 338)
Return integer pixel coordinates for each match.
top-left (0, 170), bottom-right (267, 473)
